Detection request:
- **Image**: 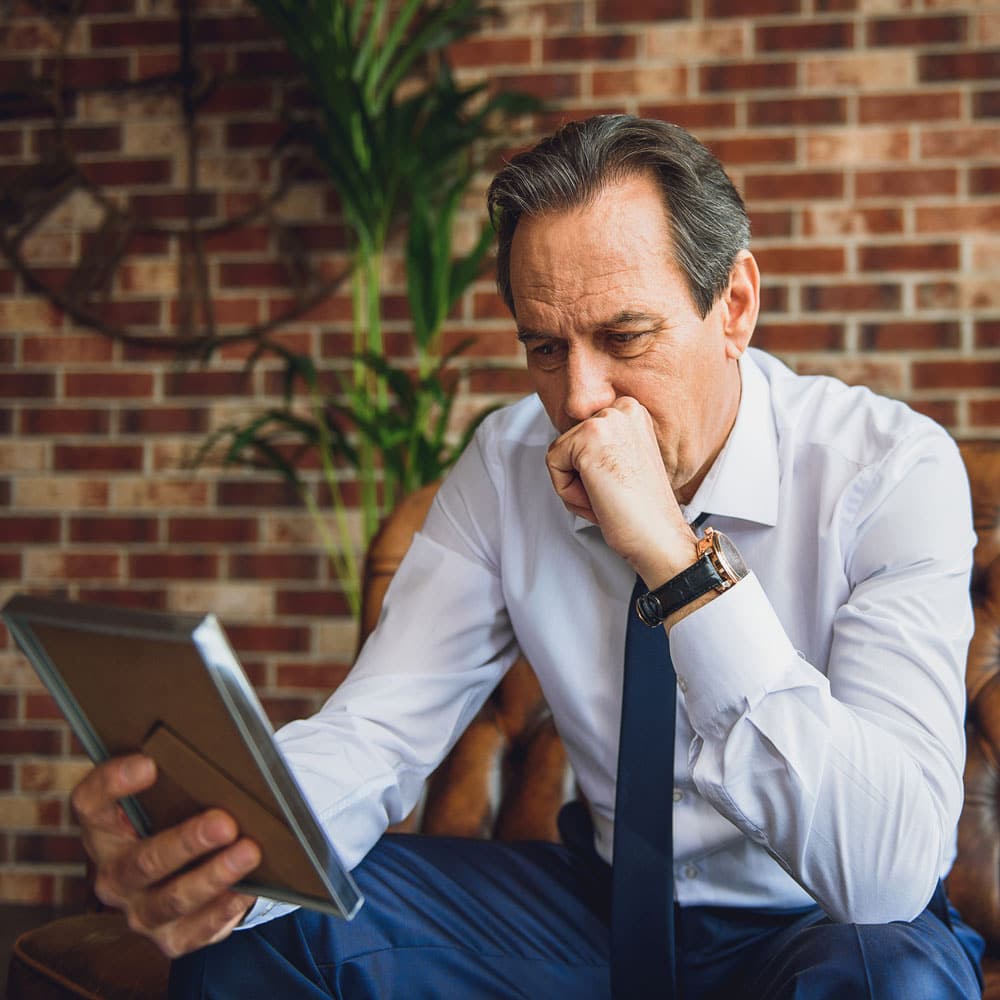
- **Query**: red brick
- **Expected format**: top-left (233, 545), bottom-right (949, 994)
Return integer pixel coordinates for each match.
top-left (20, 408), bottom-right (111, 438)
top-left (596, 0), bottom-right (689, 22)
top-left (118, 407), bottom-right (208, 435)
top-left (868, 15), bottom-right (967, 48)
top-left (33, 126), bottom-right (122, 156)
top-left (921, 126), bottom-right (1000, 159)
top-left (218, 261), bottom-right (291, 290)
top-left (859, 243), bottom-right (959, 272)
top-left (970, 167), bottom-right (1000, 195)
top-left (77, 588), bottom-right (167, 610)
top-left (0, 728), bottom-right (63, 755)
top-left (228, 553), bottom-right (320, 581)
top-left (193, 15), bottom-right (273, 45)
top-left (803, 207), bottom-right (904, 237)
top-left (708, 0), bottom-right (798, 13)
top-left (494, 72), bottom-right (580, 101)
top-left (79, 159), bottom-right (173, 187)
top-left (0, 764), bottom-right (12, 790)
top-left (468, 368), bottom-right (534, 394)
top-left (859, 92), bottom-right (962, 125)
top-left (232, 47), bottom-right (299, 78)
top-left (759, 285), bottom-right (789, 313)
top-left (753, 246), bottom-right (845, 275)
top-left (0, 373), bottom-right (55, 398)
top-left (909, 400), bottom-right (957, 428)
top-left (920, 50), bottom-right (1000, 83)
top-left (0, 552), bottom-right (17, 577)
top-left (752, 323), bottom-right (844, 352)
top-left (168, 517), bottom-right (259, 544)
top-left (755, 21), bottom-right (852, 52)
top-left (700, 61), bottom-right (796, 93)
top-left (915, 282), bottom-right (959, 311)
top-left (275, 662), bottom-right (350, 691)
top-left (856, 168), bottom-right (957, 200)
top-left (226, 624), bottom-right (311, 654)
top-left (976, 320), bottom-right (1000, 348)
top-left (129, 193), bottom-right (217, 222)
top-left (801, 283), bottom-right (902, 312)
top-left (544, 33), bottom-right (637, 61)
top-left (0, 694), bottom-right (18, 720)
top-left (744, 171), bottom-right (844, 201)
top-left (90, 17), bottom-right (180, 49)
top-left (64, 373), bottom-right (155, 399)
top-left (637, 100), bottom-right (737, 130)
top-left (449, 37), bottom-right (533, 68)
top-left (970, 400), bottom-right (1000, 427)
top-left (200, 82), bottom-right (276, 115)
top-left (916, 204), bottom-right (1000, 234)
top-left (201, 228), bottom-right (270, 254)
top-left (748, 96), bottom-right (846, 127)
top-left (54, 445), bottom-right (144, 473)
top-left (912, 361), bottom-right (1000, 390)
top-left (216, 480), bottom-right (302, 508)
top-left (12, 833), bottom-right (86, 864)
top-left (0, 516), bottom-right (60, 544)
top-left (77, 300), bottom-right (160, 330)
top-left (40, 56), bottom-right (130, 88)
top-left (225, 120), bottom-right (289, 150)
top-left (163, 370), bottom-right (252, 397)
top-left (128, 553), bottom-right (220, 580)
top-left (275, 590), bottom-right (351, 617)
top-left (22, 334), bottom-right (114, 365)
top-left (748, 210), bottom-right (794, 238)
top-left (859, 322), bottom-right (960, 351)
top-left (708, 136), bottom-right (796, 165)
top-left (69, 517), bottom-right (158, 544)
top-left (974, 91), bottom-right (1000, 119)
top-left (262, 695), bottom-right (322, 728)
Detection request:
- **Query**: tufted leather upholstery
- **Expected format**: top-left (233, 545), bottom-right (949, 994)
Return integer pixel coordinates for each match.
top-left (7, 441), bottom-right (1000, 998)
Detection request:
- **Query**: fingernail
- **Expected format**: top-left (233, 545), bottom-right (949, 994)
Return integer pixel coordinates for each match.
top-left (203, 812), bottom-right (237, 844)
top-left (122, 757), bottom-right (154, 785)
top-left (229, 841), bottom-right (259, 872)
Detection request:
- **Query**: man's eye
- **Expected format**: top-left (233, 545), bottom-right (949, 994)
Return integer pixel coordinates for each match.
top-left (607, 332), bottom-right (646, 350)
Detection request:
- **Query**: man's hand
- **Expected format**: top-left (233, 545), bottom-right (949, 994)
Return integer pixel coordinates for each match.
top-left (545, 397), bottom-right (697, 587)
top-left (71, 754), bottom-right (261, 958)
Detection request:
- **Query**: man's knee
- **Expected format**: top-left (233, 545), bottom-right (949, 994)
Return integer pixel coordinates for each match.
top-left (750, 915), bottom-right (980, 1000)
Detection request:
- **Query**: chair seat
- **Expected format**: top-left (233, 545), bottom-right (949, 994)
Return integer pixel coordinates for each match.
top-left (7, 913), bottom-right (169, 1000)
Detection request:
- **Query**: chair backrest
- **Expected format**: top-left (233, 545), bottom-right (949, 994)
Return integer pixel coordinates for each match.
top-left (359, 442), bottom-right (1000, 956)
top-left (358, 483), bottom-right (570, 842)
top-left (948, 440), bottom-right (1000, 952)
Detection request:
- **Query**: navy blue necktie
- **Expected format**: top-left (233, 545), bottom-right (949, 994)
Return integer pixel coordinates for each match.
top-left (611, 575), bottom-right (677, 997)
top-left (611, 514), bottom-right (708, 998)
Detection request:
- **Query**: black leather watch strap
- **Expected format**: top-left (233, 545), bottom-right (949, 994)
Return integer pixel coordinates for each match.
top-left (635, 553), bottom-right (724, 626)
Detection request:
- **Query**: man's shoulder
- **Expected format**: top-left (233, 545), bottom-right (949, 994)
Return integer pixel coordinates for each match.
top-left (751, 349), bottom-right (952, 471)
top-left (473, 393), bottom-right (552, 451)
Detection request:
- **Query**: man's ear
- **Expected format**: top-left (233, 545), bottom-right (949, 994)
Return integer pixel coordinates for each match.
top-left (721, 250), bottom-right (759, 361)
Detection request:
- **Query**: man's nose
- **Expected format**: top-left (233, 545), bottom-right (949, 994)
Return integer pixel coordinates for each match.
top-left (563, 351), bottom-right (616, 424)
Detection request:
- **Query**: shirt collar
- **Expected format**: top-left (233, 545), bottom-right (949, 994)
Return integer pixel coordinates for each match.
top-left (682, 349), bottom-right (779, 528)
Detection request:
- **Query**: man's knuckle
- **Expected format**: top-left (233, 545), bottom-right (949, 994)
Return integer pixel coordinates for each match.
top-left (158, 884), bottom-right (188, 921)
top-left (133, 845), bottom-right (161, 882)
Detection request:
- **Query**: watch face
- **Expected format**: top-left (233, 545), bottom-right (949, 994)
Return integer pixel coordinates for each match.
top-left (714, 532), bottom-right (749, 582)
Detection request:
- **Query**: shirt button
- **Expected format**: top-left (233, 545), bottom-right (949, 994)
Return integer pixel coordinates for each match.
top-left (673, 789), bottom-right (683, 803)
top-left (684, 865), bottom-right (699, 879)
top-left (677, 676), bottom-right (688, 693)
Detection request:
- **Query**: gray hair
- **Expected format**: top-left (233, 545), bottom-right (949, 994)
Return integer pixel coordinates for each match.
top-left (488, 115), bottom-right (751, 319)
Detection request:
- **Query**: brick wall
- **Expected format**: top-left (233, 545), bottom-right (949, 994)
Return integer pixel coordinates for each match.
top-left (0, 0), bottom-right (998, 906)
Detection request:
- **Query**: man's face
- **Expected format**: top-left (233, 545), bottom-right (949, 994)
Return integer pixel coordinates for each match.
top-left (509, 171), bottom-right (750, 503)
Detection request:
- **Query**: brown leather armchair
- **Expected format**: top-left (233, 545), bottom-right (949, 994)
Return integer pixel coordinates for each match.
top-left (8, 441), bottom-right (1000, 999)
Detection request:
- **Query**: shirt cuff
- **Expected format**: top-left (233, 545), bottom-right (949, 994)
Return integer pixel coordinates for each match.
top-left (237, 895), bottom-right (299, 930)
top-left (669, 571), bottom-right (801, 742)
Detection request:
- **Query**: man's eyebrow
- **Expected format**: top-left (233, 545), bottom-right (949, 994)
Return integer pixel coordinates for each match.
top-left (516, 327), bottom-right (552, 343)
top-left (601, 310), bottom-right (662, 327)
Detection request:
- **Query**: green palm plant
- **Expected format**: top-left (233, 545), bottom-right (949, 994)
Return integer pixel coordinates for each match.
top-left (202, 0), bottom-right (539, 617)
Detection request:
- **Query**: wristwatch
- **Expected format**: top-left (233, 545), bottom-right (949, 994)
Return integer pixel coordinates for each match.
top-left (635, 527), bottom-right (748, 627)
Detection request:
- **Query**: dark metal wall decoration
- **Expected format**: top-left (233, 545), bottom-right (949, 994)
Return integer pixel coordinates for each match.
top-left (0, 0), bottom-right (347, 360)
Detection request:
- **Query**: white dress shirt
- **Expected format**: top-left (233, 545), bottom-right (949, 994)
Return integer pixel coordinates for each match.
top-left (245, 348), bottom-right (975, 929)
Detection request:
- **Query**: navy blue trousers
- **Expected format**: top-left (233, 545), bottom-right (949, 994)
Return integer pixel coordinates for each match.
top-left (170, 826), bottom-right (985, 999)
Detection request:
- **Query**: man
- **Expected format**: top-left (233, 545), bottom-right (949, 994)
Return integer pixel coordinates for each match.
top-left (73, 116), bottom-right (984, 998)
